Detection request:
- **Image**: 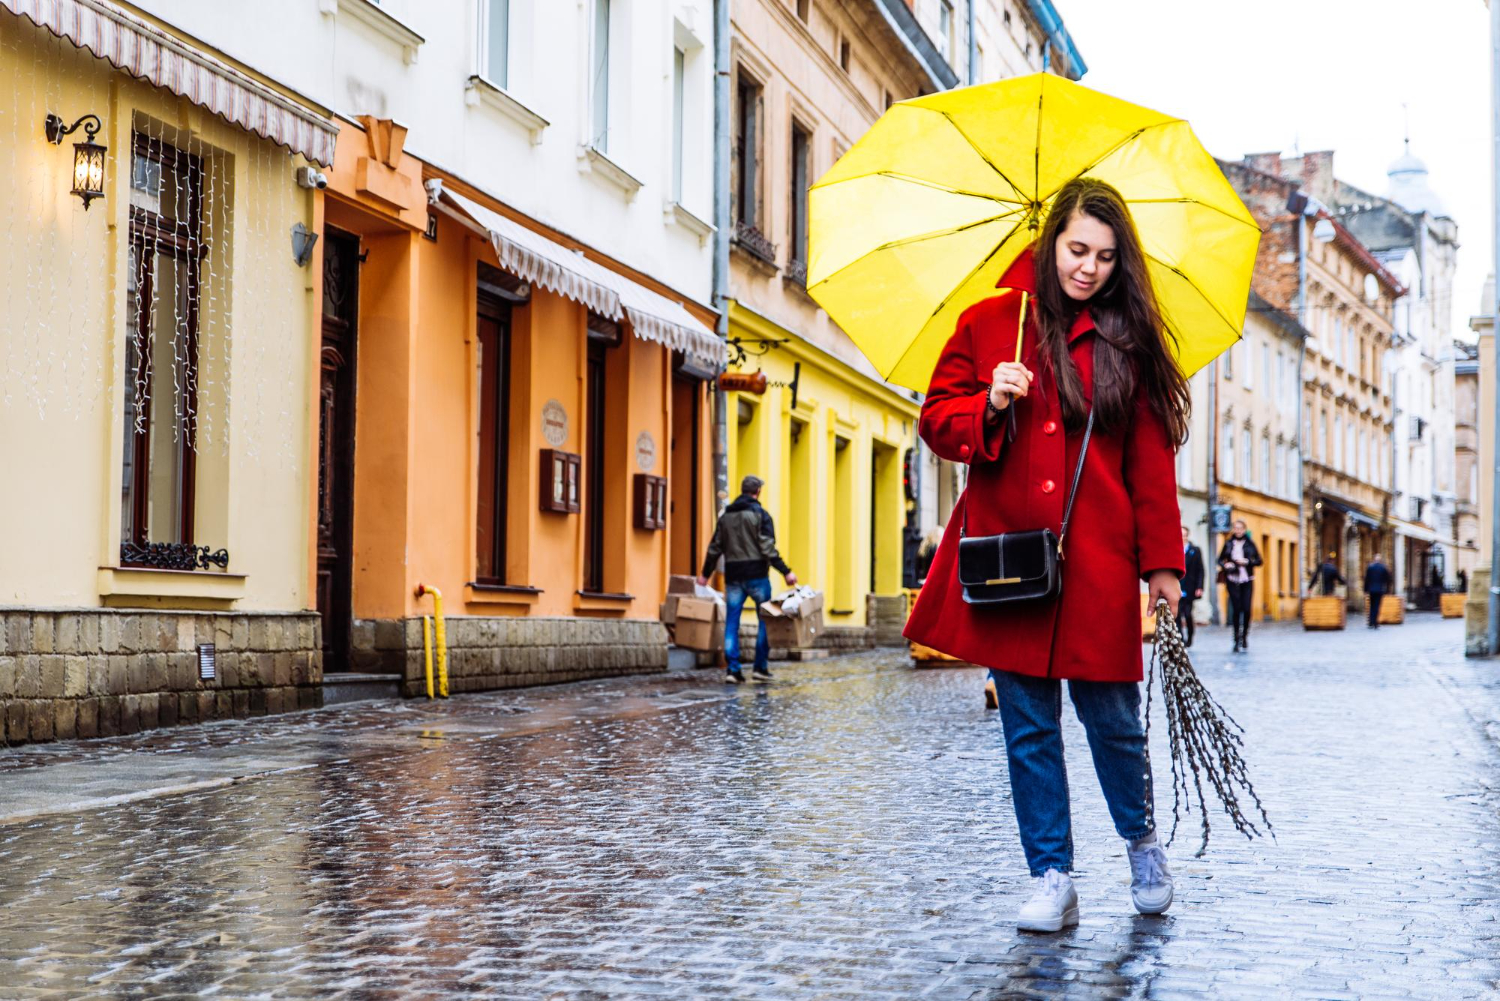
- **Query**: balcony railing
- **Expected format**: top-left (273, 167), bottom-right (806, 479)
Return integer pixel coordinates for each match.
top-left (732, 220), bottom-right (778, 267)
top-left (785, 258), bottom-right (808, 288)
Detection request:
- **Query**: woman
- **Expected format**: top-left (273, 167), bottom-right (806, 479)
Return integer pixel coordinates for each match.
top-left (1217, 519), bottom-right (1263, 652)
top-left (904, 178), bottom-right (1187, 933)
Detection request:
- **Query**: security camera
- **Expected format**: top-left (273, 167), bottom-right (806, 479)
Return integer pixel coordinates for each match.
top-left (296, 166), bottom-right (328, 190)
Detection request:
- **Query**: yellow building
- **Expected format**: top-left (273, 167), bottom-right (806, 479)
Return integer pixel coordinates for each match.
top-left (722, 0), bottom-right (951, 635)
top-left (0, 2), bottom-right (336, 743)
top-left (724, 304), bottom-right (915, 628)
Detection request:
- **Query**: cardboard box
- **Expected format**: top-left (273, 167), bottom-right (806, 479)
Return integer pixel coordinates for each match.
top-left (667, 574), bottom-right (699, 595)
top-left (674, 597), bottom-right (723, 652)
top-left (760, 590), bottom-right (824, 649)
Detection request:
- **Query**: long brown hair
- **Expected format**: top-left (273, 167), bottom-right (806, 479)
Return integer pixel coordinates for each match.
top-left (1030, 178), bottom-right (1189, 444)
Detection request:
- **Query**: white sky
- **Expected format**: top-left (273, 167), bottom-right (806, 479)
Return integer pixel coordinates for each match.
top-left (1060, 0), bottom-right (1493, 339)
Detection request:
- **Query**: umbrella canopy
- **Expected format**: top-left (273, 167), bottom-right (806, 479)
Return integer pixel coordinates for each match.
top-left (807, 73), bottom-right (1260, 392)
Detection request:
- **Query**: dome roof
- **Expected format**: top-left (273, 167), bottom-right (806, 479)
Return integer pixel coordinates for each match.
top-left (1386, 144), bottom-right (1448, 217)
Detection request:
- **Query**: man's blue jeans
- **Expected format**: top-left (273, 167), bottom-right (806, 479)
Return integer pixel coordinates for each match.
top-left (990, 669), bottom-right (1155, 877)
top-left (725, 577), bottom-right (772, 675)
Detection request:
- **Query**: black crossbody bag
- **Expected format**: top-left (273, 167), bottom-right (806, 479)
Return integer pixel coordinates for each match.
top-left (956, 290), bottom-right (1095, 606)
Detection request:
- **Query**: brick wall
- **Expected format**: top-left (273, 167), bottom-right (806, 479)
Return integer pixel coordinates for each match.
top-left (1217, 158), bottom-right (1298, 311)
top-left (351, 616), bottom-right (670, 698)
top-left (0, 609), bottom-right (323, 746)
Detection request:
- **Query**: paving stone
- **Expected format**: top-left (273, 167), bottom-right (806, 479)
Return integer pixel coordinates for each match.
top-left (0, 618), bottom-right (1496, 997)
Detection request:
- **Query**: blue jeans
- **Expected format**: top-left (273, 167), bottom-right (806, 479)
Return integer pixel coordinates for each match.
top-left (990, 669), bottom-right (1155, 876)
top-left (725, 577), bottom-right (772, 674)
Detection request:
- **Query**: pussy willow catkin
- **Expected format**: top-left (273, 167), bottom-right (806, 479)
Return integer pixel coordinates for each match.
top-left (1145, 602), bottom-right (1274, 857)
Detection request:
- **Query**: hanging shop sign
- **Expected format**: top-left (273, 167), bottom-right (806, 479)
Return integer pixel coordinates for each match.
top-left (541, 399), bottom-right (568, 447)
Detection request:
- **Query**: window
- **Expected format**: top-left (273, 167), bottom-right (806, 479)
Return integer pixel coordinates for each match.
top-left (1345, 422), bottom-right (1355, 477)
top-left (1334, 415), bottom-right (1343, 471)
top-left (1289, 448), bottom-right (1300, 498)
top-left (1177, 431), bottom-right (1192, 488)
top-left (584, 313), bottom-right (620, 592)
top-left (937, 0), bottom-right (953, 60)
top-left (1334, 317), bottom-right (1344, 367)
top-left (122, 132), bottom-right (203, 554)
top-left (1221, 420), bottom-right (1235, 483)
top-left (839, 38), bottom-right (850, 72)
top-left (733, 72), bottom-right (763, 231)
top-left (475, 291), bottom-right (511, 583)
top-left (1273, 442), bottom-right (1284, 498)
top-left (1223, 344), bottom-right (1233, 380)
top-left (1242, 339), bottom-right (1252, 389)
top-left (789, 121), bottom-right (811, 275)
top-left (480, 0), bottom-right (510, 88)
top-left (1261, 342), bottom-right (1270, 392)
top-left (796, 0), bottom-right (810, 21)
top-left (671, 46), bottom-right (686, 203)
top-left (1241, 428), bottom-right (1253, 487)
top-left (590, 0), bottom-right (611, 151)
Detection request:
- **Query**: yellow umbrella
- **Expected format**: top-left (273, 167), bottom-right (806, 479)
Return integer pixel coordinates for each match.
top-left (807, 73), bottom-right (1259, 392)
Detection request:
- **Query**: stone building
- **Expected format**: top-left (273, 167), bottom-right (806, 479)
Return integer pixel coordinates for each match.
top-left (1223, 154), bottom-right (1405, 617)
top-left (1465, 278), bottom-right (1495, 655)
top-left (1311, 146), bottom-right (1461, 606)
top-left (1454, 336), bottom-right (1481, 582)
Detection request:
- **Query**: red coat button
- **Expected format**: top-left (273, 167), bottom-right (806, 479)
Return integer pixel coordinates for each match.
top-left (960, 443), bottom-right (971, 458)
top-left (1043, 420), bottom-right (1058, 435)
top-left (1041, 479), bottom-right (1056, 494)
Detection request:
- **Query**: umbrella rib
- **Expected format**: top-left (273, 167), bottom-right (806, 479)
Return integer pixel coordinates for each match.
top-left (882, 216), bottom-right (1031, 384)
top-left (1145, 252), bottom-right (1243, 335)
top-left (1126, 197), bottom-right (1263, 229)
top-left (929, 109), bottom-right (1032, 207)
top-left (808, 210), bottom-right (1023, 290)
top-left (813, 169), bottom-right (1027, 206)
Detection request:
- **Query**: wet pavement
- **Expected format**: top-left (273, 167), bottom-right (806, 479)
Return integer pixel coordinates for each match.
top-left (2, 614), bottom-right (1499, 999)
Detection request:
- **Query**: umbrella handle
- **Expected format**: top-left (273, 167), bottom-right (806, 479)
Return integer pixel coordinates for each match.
top-left (1014, 291), bottom-right (1028, 365)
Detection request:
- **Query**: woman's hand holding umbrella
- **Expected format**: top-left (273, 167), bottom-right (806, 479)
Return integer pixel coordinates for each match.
top-left (987, 361), bottom-right (1033, 417)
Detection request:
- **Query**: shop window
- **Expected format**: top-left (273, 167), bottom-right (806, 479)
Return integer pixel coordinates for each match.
top-left (121, 132), bottom-right (204, 556)
top-left (589, 0), bottom-right (611, 151)
top-left (475, 292), bottom-right (512, 583)
top-left (480, 0), bottom-right (510, 88)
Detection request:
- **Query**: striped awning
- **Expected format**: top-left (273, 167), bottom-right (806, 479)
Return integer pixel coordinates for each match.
top-left (1, 0), bottom-right (339, 165)
top-left (434, 183), bottom-right (724, 368)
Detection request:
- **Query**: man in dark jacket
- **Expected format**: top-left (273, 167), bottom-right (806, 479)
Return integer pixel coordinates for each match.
top-left (1363, 553), bottom-right (1393, 629)
top-left (1309, 553), bottom-right (1345, 596)
top-left (698, 475), bottom-right (797, 683)
top-left (1177, 526), bottom-right (1205, 648)
top-left (1217, 520), bottom-right (1263, 653)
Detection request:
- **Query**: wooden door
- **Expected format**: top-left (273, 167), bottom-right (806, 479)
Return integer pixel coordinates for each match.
top-left (317, 228), bottom-right (360, 672)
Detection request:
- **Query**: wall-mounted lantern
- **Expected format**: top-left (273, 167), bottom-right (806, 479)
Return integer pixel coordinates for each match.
top-left (44, 113), bottom-right (106, 210)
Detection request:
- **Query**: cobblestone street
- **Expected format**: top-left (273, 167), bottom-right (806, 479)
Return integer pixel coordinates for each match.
top-left (2, 615), bottom-right (1499, 999)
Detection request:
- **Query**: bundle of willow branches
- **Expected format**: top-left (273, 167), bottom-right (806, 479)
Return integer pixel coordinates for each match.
top-left (1144, 600), bottom-right (1274, 857)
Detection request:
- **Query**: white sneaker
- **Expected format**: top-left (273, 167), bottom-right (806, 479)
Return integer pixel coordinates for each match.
top-left (1016, 869), bottom-right (1079, 933)
top-left (1127, 840), bottom-right (1174, 914)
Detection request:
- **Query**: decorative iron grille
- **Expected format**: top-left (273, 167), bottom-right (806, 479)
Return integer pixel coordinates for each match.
top-left (120, 541), bottom-right (230, 571)
top-left (733, 220), bottom-right (778, 266)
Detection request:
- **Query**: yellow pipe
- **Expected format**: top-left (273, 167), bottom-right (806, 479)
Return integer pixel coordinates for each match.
top-left (415, 584), bottom-right (448, 698)
top-left (422, 615), bottom-right (434, 699)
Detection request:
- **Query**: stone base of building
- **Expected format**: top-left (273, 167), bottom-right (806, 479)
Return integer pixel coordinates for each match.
top-left (351, 616), bottom-right (669, 698)
top-left (866, 594), bottom-right (909, 647)
top-left (1465, 567), bottom-right (1491, 657)
top-left (0, 608), bottom-right (323, 746)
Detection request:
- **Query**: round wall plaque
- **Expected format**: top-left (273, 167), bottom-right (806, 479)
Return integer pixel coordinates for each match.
top-left (541, 400), bottom-right (569, 447)
top-left (636, 431), bottom-right (657, 472)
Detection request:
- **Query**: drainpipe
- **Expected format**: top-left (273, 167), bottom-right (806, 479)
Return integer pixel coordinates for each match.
top-left (1489, 0), bottom-right (1500, 655)
top-left (1207, 357), bottom-right (1220, 625)
top-left (712, 0), bottom-right (730, 515)
top-left (967, 0), bottom-right (977, 84)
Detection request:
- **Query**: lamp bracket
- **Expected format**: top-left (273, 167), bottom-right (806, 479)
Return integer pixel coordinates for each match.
top-left (726, 335), bottom-right (789, 368)
top-left (45, 112), bottom-right (102, 145)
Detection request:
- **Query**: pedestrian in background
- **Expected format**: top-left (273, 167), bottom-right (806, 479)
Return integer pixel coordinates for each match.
top-left (904, 179), bottom-right (1185, 932)
top-left (1178, 526), bottom-right (1204, 648)
top-left (1364, 552), bottom-right (1393, 630)
top-left (1459, 568), bottom-right (1469, 593)
top-left (698, 475), bottom-right (797, 684)
top-left (1217, 519), bottom-right (1262, 653)
top-left (1309, 553), bottom-right (1345, 596)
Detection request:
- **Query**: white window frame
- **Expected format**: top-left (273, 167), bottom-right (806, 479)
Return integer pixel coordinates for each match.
top-left (590, 0), bottom-right (612, 152)
top-left (478, 0), bottom-right (510, 89)
top-left (671, 45), bottom-right (685, 203)
top-left (1221, 420), bottom-right (1235, 483)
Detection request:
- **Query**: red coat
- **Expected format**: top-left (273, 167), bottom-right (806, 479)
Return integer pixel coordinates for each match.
top-left (904, 249), bottom-right (1184, 683)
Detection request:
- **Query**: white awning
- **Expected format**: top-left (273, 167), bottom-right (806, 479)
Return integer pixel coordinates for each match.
top-left (2, 0), bottom-right (339, 165)
top-left (1392, 520), bottom-right (1447, 546)
top-left (435, 184), bottom-right (724, 367)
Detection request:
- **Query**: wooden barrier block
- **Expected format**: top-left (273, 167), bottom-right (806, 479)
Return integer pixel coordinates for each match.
top-left (1377, 594), bottom-right (1404, 625)
top-left (1302, 595), bottom-right (1346, 630)
top-left (1440, 592), bottom-right (1466, 618)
